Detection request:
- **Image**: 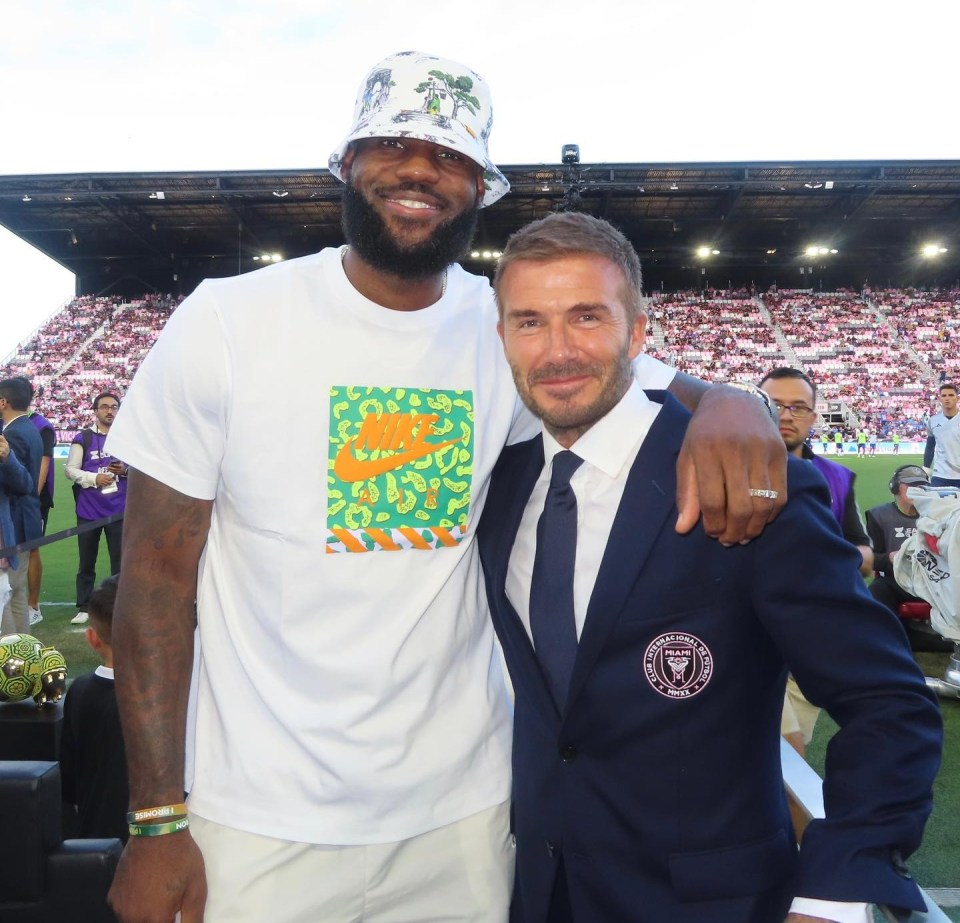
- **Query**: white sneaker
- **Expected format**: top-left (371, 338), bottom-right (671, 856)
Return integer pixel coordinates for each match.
top-left (28, 607), bottom-right (43, 625)
top-left (70, 611), bottom-right (89, 625)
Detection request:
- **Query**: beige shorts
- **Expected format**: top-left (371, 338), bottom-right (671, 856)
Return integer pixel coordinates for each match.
top-left (191, 800), bottom-right (514, 923)
top-left (780, 674), bottom-right (822, 745)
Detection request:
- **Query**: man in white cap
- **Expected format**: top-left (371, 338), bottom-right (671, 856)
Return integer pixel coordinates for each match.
top-left (106, 52), bottom-right (785, 923)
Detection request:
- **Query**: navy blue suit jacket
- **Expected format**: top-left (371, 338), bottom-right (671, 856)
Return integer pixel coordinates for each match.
top-left (478, 391), bottom-right (942, 923)
top-left (2, 415), bottom-right (43, 544)
top-left (0, 446), bottom-right (33, 567)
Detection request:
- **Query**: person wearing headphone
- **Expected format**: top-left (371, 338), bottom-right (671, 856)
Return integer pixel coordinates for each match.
top-left (865, 464), bottom-right (952, 651)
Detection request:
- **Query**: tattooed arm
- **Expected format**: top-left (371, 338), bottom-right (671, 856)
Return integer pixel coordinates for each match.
top-left (108, 470), bottom-right (212, 923)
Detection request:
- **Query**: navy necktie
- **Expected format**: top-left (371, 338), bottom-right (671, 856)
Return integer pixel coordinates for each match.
top-left (530, 450), bottom-right (584, 710)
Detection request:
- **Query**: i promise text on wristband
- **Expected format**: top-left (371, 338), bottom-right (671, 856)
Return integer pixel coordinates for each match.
top-left (127, 802), bottom-right (188, 824)
top-left (128, 817), bottom-right (190, 838)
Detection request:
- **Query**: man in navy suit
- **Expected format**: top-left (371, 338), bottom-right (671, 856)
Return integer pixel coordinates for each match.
top-left (0, 377), bottom-right (43, 633)
top-left (478, 213), bottom-right (942, 923)
top-left (0, 432), bottom-right (34, 614)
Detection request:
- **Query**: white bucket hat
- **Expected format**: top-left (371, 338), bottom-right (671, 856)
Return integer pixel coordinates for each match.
top-left (328, 51), bottom-right (509, 208)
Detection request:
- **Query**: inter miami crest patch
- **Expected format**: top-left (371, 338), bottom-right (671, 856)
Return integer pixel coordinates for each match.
top-left (643, 632), bottom-right (713, 699)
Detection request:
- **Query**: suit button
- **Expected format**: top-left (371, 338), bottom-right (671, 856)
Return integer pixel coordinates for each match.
top-left (560, 745), bottom-right (577, 762)
top-left (545, 841), bottom-right (556, 858)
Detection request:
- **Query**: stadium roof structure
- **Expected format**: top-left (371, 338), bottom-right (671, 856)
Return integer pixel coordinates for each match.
top-left (2, 159), bottom-right (959, 296)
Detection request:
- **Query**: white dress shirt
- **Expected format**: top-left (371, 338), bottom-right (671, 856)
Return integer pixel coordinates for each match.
top-left (505, 381), bottom-right (869, 923)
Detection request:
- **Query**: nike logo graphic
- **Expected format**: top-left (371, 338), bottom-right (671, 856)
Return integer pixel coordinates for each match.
top-left (334, 412), bottom-right (465, 482)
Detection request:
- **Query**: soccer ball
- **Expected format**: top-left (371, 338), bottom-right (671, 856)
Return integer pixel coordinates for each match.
top-left (0, 633), bottom-right (44, 702)
top-left (0, 634), bottom-right (67, 705)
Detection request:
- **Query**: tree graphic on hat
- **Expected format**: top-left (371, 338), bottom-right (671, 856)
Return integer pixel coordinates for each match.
top-left (414, 70), bottom-right (480, 121)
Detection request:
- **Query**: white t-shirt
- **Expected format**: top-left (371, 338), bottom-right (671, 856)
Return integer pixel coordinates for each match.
top-left (107, 247), bottom-right (675, 844)
top-left (928, 411), bottom-right (960, 479)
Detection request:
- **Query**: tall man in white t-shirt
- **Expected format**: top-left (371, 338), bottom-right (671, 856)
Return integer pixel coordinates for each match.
top-left (925, 382), bottom-right (960, 487)
top-left (106, 52), bottom-right (786, 923)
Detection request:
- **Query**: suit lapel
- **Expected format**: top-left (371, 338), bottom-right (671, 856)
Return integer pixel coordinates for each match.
top-left (565, 396), bottom-right (687, 711)
top-left (486, 438), bottom-right (568, 724)
top-left (486, 437), bottom-right (544, 588)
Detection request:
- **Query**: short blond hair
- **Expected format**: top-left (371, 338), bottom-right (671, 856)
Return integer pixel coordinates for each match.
top-left (493, 212), bottom-right (644, 321)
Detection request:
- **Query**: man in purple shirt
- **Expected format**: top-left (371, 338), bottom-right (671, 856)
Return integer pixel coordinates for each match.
top-left (65, 392), bottom-right (127, 625)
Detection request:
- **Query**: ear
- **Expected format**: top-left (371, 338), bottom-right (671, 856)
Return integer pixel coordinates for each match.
top-left (627, 312), bottom-right (648, 360)
top-left (496, 319), bottom-right (505, 343)
top-left (340, 144), bottom-right (357, 181)
top-left (474, 168), bottom-right (486, 207)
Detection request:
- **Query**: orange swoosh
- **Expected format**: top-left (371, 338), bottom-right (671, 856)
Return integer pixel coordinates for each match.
top-left (334, 435), bottom-right (464, 482)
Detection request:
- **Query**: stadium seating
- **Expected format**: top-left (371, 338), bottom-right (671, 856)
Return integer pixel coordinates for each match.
top-left (0, 287), bottom-right (955, 435)
top-left (0, 761), bottom-right (120, 923)
top-left (1, 293), bottom-right (180, 434)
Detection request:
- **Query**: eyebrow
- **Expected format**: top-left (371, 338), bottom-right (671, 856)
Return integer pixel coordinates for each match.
top-left (505, 301), bottom-right (613, 319)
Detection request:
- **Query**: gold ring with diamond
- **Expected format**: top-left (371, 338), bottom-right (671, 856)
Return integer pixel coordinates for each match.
top-left (748, 488), bottom-right (779, 500)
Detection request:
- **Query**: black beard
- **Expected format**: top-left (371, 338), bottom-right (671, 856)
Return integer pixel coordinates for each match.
top-left (341, 181), bottom-right (479, 280)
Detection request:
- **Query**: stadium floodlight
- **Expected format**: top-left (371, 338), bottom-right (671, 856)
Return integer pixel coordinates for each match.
top-left (271, 253), bottom-right (283, 262)
top-left (696, 246), bottom-right (719, 258)
top-left (804, 244), bottom-right (838, 257)
top-left (470, 251), bottom-right (480, 258)
top-left (492, 251), bottom-right (502, 259)
top-left (921, 243), bottom-right (949, 258)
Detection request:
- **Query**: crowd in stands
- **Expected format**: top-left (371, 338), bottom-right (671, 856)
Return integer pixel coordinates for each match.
top-left (648, 292), bottom-right (778, 383)
top-left (762, 291), bottom-right (931, 432)
top-left (873, 288), bottom-right (960, 380)
top-left (1, 293), bottom-right (181, 435)
top-left (1, 286), bottom-right (956, 440)
top-left (643, 286), bottom-right (957, 439)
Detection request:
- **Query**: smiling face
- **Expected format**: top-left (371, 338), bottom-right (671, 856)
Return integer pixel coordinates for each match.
top-left (497, 254), bottom-right (646, 448)
top-left (340, 137), bottom-right (483, 279)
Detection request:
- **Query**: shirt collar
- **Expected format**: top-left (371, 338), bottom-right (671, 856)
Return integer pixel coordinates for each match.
top-left (95, 665), bottom-right (114, 680)
top-left (541, 380), bottom-right (657, 479)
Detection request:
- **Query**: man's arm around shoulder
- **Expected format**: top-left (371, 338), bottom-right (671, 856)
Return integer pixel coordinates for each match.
top-left (108, 470), bottom-right (212, 923)
top-left (667, 372), bottom-right (787, 545)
